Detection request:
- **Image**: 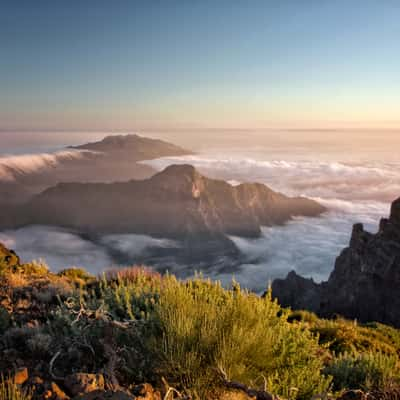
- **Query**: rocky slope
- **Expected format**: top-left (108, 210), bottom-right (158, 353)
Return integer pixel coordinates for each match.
top-left (272, 197), bottom-right (400, 327)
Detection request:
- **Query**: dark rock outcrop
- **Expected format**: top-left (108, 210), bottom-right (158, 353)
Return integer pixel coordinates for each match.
top-left (272, 197), bottom-right (400, 327)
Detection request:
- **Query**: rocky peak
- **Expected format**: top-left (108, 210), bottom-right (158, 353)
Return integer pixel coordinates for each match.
top-left (272, 196), bottom-right (400, 327)
top-left (349, 223), bottom-right (373, 250)
top-left (390, 197), bottom-right (400, 224)
top-left (153, 164), bottom-right (199, 180)
top-left (150, 164), bottom-right (205, 198)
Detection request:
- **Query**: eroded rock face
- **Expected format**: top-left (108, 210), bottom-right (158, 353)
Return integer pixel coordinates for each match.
top-left (272, 197), bottom-right (400, 327)
top-left (0, 164), bottom-right (325, 239)
top-left (0, 164), bottom-right (325, 267)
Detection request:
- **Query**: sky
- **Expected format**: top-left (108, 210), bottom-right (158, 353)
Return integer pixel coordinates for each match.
top-left (1, 1), bottom-right (400, 131)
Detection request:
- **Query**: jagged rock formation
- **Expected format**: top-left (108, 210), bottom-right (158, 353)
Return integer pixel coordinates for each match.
top-left (272, 197), bottom-right (400, 327)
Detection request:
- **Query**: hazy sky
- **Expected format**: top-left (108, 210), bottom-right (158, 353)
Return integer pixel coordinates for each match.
top-left (1, 1), bottom-right (400, 131)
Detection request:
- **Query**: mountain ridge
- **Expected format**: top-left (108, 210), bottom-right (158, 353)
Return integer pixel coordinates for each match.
top-left (0, 134), bottom-right (193, 205)
top-left (0, 164), bottom-right (326, 238)
top-left (0, 164), bottom-right (326, 268)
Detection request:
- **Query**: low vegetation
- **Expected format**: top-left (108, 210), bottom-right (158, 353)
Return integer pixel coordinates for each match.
top-left (0, 244), bottom-right (399, 399)
top-left (0, 377), bottom-right (32, 400)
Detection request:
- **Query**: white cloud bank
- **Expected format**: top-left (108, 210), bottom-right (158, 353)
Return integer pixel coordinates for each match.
top-left (0, 152), bottom-right (397, 291)
top-left (0, 150), bottom-right (96, 182)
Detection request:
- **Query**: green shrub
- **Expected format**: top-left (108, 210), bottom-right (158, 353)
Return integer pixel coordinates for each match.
top-left (288, 310), bottom-right (319, 324)
top-left (0, 243), bottom-right (20, 275)
top-left (16, 260), bottom-right (48, 276)
top-left (58, 267), bottom-right (93, 283)
top-left (153, 278), bottom-right (331, 399)
top-left (307, 318), bottom-right (400, 356)
top-left (325, 352), bottom-right (400, 391)
top-left (85, 274), bottom-right (331, 398)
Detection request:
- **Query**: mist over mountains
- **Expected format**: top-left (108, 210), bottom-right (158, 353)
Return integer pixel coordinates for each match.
top-left (0, 134), bottom-right (191, 204)
top-left (1, 132), bottom-right (399, 292)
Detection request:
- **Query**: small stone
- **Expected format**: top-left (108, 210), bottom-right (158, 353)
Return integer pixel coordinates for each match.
top-left (65, 373), bottom-right (105, 396)
top-left (32, 376), bottom-right (44, 384)
top-left (132, 383), bottom-right (161, 400)
top-left (51, 382), bottom-right (70, 400)
top-left (337, 390), bottom-right (366, 400)
top-left (73, 390), bottom-right (135, 400)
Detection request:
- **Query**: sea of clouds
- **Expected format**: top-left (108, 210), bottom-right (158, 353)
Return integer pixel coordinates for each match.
top-left (0, 150), bottom-right (96, 182)
top-left (1, 150), bottom-right (399, 292)
top-left (140, 155), bottom-right (396, 291)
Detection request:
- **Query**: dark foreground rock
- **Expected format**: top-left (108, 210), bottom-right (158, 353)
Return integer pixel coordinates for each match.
top-left (272, 197), bottom-right (400, 327)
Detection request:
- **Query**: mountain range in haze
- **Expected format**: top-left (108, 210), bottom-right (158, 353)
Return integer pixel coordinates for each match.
top-left (0, 134), bottom-right (327, 269)
top-left (0, 134), bottom-right (192, 205)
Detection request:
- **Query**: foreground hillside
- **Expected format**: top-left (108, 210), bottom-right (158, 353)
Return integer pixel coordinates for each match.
top-left (1, 244), bottom-right (400, 400)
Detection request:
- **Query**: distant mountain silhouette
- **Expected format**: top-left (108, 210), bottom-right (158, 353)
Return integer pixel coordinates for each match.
top-left (70, 133), bottom-right (192, 160)
top-left (0, 134), bottom-right (193, 204)
top-left (1, 164), bottom-right (325, 237)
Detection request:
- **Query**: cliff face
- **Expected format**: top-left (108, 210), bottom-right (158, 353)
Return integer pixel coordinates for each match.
top-left (272, 197), bottom-right (400, 327)
top-left (0, 164), bottom-right (325, 239)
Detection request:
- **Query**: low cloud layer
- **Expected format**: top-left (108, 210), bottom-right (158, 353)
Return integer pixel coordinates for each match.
top-left (142, 156), bottom-right (400, 203)
top-left (0, 150), bottom-right (96, 182)
top-left (0, 153), bottom-right (396, 292)
top-left (0, 226), bottom-right (180, 276)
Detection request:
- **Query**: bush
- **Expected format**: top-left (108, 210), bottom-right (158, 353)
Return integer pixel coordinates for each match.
top-left (325, 352), bottom-right (400, 391)
top-left (16, 260), bottom-right (49, 276)
top-left (308, 318), bottom-right (400, 356)
top-left (58, 267), bottom-right (94, 284)
top-left (151, 278), bottom-right (330, 399)
top-left (87, 274), bottom-right (331, 398)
